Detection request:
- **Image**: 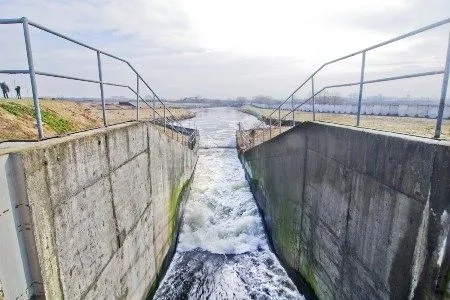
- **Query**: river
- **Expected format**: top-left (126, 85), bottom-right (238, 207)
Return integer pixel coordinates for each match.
top-left (154, 108), bottom-right (304, 299)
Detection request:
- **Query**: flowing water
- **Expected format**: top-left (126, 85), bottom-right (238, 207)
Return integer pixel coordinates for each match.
top-left (154, 108), bottom-right (304, 299)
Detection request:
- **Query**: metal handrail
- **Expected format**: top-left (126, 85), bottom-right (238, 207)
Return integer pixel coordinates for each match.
top-left (251, 18), bottom-right (450, 139)
top-left (0, 17), bottom-right (195, 144)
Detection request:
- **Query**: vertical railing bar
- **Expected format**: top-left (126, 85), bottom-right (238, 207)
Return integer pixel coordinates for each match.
top-left (136, 74), bottom-right (139, 121)
top-left (278, 107), bottom-right (281, 134)
top-left (435, 32), bottom-right (450, 139)
top-left (269, 116), bottom-right (272, 138)
top-left (22, 17), bottom-right (44, 139)
top-left (356, 51), bottom-right (366, 126)
top-left (263, 124), bottom-right (265, 142)
top-left (152, 94), bottom-right (156, 124)
top-left (96, 51), bottom-right (106, 126)
top-left (311, 76), bottom-right (316, 121)
top-left (291, 94), bottom-right (295, 126)
top-left (163, 105), bottom-right (166, 132)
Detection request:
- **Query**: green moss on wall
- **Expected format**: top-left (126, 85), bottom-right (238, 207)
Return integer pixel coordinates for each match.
top-left (306, 266), bottom-right (318, 295)
top-left (444, 269), bottom-right (450, 299)
top-left (275, 209), bottom-right (295, 254)
top-left (146, 176), bottom-right (193, 299)
top-left (242, 153), bottom-right (321, 299)
top-left (168, 178), bottom-right (190, 239)
top-left (147, 278), bottom-right (159, 300)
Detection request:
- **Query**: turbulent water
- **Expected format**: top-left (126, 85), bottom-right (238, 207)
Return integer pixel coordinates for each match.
top-left (154, 108), bottom-right (303, 300)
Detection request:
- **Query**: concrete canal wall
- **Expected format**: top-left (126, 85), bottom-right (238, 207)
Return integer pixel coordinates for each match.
top-left (0, 121), bottom-right (198, 299)
top-left (239, 122), bottom-right (450, 299)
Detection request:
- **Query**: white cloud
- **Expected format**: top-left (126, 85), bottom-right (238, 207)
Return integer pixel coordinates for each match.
top-left (0, 0), bottom-right (449, 99)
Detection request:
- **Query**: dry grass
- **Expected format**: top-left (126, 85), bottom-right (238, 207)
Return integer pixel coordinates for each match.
top-left (0, 99), bottom-right (194, 141)
top-left (0, 100), bottom-right (102, 141)
top-left (242, 105), bottom-right (450, 140)
top-left (98, 107), bottom-right (195, 125)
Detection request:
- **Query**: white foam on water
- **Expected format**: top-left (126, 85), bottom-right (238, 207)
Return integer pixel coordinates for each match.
top-left (156, 250), bottom-right (303, 300)
top-left (155, 108), bottom-right (304, 299)
top-left (178, 148), bottom-right (266, 254)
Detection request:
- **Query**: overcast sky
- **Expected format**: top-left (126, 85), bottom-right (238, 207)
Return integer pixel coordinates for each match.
top-left (0, 0), bottom-right (449, 100)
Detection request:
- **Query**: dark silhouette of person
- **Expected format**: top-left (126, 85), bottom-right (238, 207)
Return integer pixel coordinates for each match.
top-left (1, 82), bottom-right (9, 99)
top-left (15, 86), bottom-right (21, 99)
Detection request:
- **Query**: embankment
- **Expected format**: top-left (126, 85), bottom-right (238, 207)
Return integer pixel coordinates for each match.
top-left (249, 102), bottom-right (450, 119)
top-left (0, 99), bottom-right (196, 141)
top-left (0, 121), bottom-right (198, 299)
top-left (239, 105), bottom-right (450, 138)
top-left (238, 121), bottom-right (450, 299)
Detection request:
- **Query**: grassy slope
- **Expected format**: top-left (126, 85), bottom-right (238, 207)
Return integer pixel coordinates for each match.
top-left (0, 100), bottom-right (102, 141)
top-left (0, 100), bottom-right (194, 141)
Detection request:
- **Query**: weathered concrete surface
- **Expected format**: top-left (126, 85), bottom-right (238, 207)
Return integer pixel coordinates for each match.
top-left (0, 121), bottom-right (198, 299)
top-left (238, 121), bottom-right (450, 299)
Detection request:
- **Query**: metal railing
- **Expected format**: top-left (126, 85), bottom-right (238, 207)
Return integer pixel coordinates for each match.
top-left (251, 18), bottom-right (450, 140)
top-left (0, 17), bottom-right (195, 144)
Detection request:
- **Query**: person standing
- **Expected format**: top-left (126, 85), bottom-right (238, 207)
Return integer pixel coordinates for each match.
top-left (15, 86), bottom-right (21, 99)
top-left (1, 82), bottom-right (9, 99)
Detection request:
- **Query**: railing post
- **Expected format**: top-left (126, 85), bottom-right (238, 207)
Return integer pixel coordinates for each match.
top-left (435, 32), bottom-right (450, 139)
top-left (96, 51), bottom-right (106, 126)
top-left (278, 107), bottom-right (281, 134)
top-left (269, 117), bottom-right (272, 138)
top-left (356, 51), bottom-right (366, 126)
top-left (22, 17), bottom-right (44, 139)
top-left (311, 76), bottom-right (316, 121)
top-left (291, 94), bottom-right (295, 126)
top-left (136, 74), bottom-right (139, 121)
top-left (163, 106), bottom-right (166, 132)
top-left (152, 94), bottom-right (156, 124)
